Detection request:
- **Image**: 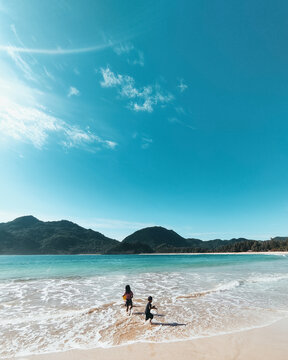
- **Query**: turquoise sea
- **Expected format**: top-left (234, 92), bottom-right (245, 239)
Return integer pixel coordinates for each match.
top-left (1, 254), bottom-right (288, 358)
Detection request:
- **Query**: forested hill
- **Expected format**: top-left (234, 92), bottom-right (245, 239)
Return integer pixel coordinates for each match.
top-left (0, 216), bottom-right (118, 254)
top-left (107, 226), bottom-right (288, 254)
top-left (0, 216), bottom-right (288, 254)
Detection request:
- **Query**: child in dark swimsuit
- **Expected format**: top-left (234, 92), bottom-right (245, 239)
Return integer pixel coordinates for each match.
top-left (145, 296), bottom-right (157, 323)
top-left (123, 285), bottom-right (133, 314)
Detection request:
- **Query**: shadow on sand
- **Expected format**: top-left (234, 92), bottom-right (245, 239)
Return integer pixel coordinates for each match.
top-left (151, 322), bottom-right (186, 327)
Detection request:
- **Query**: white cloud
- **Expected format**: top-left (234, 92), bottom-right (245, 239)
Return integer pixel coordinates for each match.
top-left (10, 24), bottom-right (22, 44)
top-left (67, 86), bottom-right (80, 97)
top-left (105, 140), bottom-right (117, 149)
top-left (141, 137), bottom-right (153, 149)
top-left (0, 96), bottom-right (62, 148)
top-left (7, 49), bottom-right (36, 81)
top-left (62, 126), bottom-right (117, 150)
top-left (113, 42), bottom-right (134, 55)
top-left (132, 90), bottom-right (173, 113)
top-left (0, 48), bottom-right (117, 152)
top-left (133, 101), bottom-right (152, 113)
top-left (0, 80), bottom-right (117, 151)
top-left (99, 67), bottom-right (173, 112)
top-left (7, 26), bottom-right (41, 82)
top-left (100, 67), bottom-right (123, 87)
top-left (129, 51), bottom-right (144, 67)
top-left (113, 42), bottom-right (144, 66)
top-left (177, 79), bottom-right (188, 93)
top-left (43, 66), bottom-right (55, 80)
top-left (168, 116), bottom-right (195, 130)
top-left (175, 106), bottom-right (186, 115)
top-left (10, 24), bottom-right (27, 50)
top-left (0, 43), bottom-right (113, 55)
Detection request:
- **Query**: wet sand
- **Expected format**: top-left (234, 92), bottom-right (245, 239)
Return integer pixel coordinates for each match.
top-left (21, 317), bottom-right (288, 360)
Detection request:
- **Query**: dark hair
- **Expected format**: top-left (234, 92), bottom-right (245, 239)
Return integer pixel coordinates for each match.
top-left (148, 296), bottom-right (152, 301)
top-left (125, 285), bottom-right (131, 293)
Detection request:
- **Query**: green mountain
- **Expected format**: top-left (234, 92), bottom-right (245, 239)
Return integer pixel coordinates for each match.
top-left (122, 226), bottom-right (189, 250)
top-left (1, 216), bottom-right (288, 254)
top-left (105, 226), bottom-right (184, 254)
top-left (0, 215), bottom-right (118, 254)
top-left (113, 227), bottom-right (257, 253)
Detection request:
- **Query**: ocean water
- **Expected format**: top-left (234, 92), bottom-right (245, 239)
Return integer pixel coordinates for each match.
top-left (0, 254), bottom-right (288, 358)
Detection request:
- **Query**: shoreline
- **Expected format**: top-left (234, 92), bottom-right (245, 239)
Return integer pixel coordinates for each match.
top-left (1, 251), bottom-right (288, 256)
top-left (139, 251), bottom-right (288, 255)
top-left (2, 252), bottom-right (287, 359)
top-left (20, 316), bottom-right (288, 360)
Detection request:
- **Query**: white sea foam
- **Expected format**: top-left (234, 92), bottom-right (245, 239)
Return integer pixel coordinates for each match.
top-left (247, 273), bottom-right (288, 284)
top-left (1, 255), bottom-right (288, 358)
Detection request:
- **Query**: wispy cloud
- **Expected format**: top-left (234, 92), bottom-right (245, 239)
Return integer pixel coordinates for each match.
top-left (0, 43), bottom-right (112, 55)
top-left (0, 96), bottom-right (59, 148)
top-left (113, 42), bottom-right (144, 66)
top-left (168, 116), bottom-right (195, 130)
top-left (113, 42), bottom-right (134, 55)
top-left (0, 74), bottom-right (117, 151)
top-left (177, 79), bottom-right (188, 93)
top-left (10, 24), bottom-right (25, 47)
top-left (0, 30), bottom-right (117, 152)
top-left (67, 86), bottom-right (80, 97)
top-left (43, 66), bottom-right (55, 81)
top-left (129, 50), bottom-right (144, 67)
top-left (100, 67), bottom-right (123, 87)
top-left (141, 137), bottom-right (153, 149)
top-left (99, 66), bottom-right (173, 112)
top-left (62, 126), bottom-right (117, 150)
top-left (175, 106), bottom-right (186, 115)
top-left (0, 94), bottom-right (117, 150)
top-left (7, 49), bottom-right (36, 81)
top-left (8, 25), bottom-right (43, 83)
top-left (132, 132), bottom-right (153, 149)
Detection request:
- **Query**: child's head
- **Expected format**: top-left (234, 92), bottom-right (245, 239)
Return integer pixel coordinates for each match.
top-left (148, 296), bottom-right (152, 302)
top-left (125, 285), bottom-right (131, 293)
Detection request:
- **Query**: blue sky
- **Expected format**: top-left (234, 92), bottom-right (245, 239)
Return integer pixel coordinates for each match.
top-left (1, 0), bottom-right (288, 240)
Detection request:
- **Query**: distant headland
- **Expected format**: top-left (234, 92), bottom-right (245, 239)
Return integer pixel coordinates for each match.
top-left (0, 215), bottom-right (287, 254)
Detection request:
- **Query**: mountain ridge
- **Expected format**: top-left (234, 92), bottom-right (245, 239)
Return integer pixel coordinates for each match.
top-left (0, 216), bottom-right (288, 254)
top-left (0, 216), bottom-right (118, 254)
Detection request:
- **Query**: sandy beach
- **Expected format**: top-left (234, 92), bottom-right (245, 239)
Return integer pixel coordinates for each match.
top-left (21, 317), bottom-right (288, 360)
top-left (2, 253), bottom-right (287, 359)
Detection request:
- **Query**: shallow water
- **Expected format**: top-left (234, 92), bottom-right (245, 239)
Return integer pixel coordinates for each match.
top-left (0, 254), bottom-right (288, 358)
